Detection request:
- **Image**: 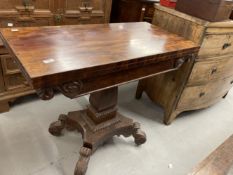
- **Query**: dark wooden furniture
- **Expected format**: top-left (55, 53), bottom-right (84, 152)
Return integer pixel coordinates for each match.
top-left (0, 0), bottom-right (112, 113)
top-left (176, 0), bottom-right (233, 22)
top-left (111, 0), bottom-right (159, 23)
top-left (189, 135), bottom-right (233, 175)
top-left (0, 0), bottom-right (112, 27)
top-left (0, 22), bottom-right (198, 175)
top-left (136, 5), bottom-right (233, 125)
top-left (231, 10), bottom-right (233, 20)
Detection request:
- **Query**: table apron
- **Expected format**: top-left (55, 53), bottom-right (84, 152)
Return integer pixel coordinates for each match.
top-left (36, 55), bottom-right (195, 100)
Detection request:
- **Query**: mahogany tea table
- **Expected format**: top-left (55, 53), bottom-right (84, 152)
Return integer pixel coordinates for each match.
top-left (0, 22), bottom-right (199, 175)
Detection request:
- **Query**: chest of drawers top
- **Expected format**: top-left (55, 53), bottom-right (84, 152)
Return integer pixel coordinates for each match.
top-left (154, 4), bottom-right (233, 59)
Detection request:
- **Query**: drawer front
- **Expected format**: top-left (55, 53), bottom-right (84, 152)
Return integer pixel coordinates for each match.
top-left (16, 18), bottom-right (52, 27)
top-left (33, 18), bottom-right (52, 26)
top-left (188, 55), bottom-right (233, 85)
top-left (4, 73), bottom-right (28, 91)
top-left (0, 17), bottom-right (52, 28)
top-left (1, 55), bottom-right (20, 75)
top-left (199, 34), bottom-right (233, 59)
top-left (0, 18), bottom-right (16, 28)
top-left (177, 76), bottom-right (233, 110)
top-left (63, 16), bottom-right (105, 25)
top-left (79, 17), bottom-right (105, 24)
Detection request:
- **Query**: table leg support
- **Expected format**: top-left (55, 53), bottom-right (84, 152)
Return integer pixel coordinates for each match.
top-left (48, 87), bottom-right (146, 175)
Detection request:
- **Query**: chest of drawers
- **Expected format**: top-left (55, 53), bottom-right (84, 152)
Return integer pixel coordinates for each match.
top-left (0, 0), bottom-right (112, 113)
top-left (136, 4), bottom-right (233, 124)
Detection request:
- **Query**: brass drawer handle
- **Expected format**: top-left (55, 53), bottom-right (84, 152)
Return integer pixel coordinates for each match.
top-left (211, 68), bottom-right (217, 74)
top-left (54, 14), bottom-right (62, 24)
top-left (199, 92), bottom-right (205, 97)
top-left (222, 43), bottom-right (231, 50)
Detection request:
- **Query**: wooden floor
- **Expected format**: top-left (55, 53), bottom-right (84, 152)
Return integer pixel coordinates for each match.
top-left (189, 135), bottom-right (233, 175)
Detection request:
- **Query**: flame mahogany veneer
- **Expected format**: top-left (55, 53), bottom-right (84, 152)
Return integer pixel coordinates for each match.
top-left (0, 22), bottom-right (199, 175)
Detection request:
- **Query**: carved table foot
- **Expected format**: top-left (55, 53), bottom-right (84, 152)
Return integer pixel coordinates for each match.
top-left (48, 87), bottom-right (146, 175)
top-left (49, 109), bottom-right (146, 175)
top-left (132, 122), bottom-right (147, 145)
top-left (49, 114), bottom-right (76, 136)
top-left (75, 146), bottom-right (92, 175)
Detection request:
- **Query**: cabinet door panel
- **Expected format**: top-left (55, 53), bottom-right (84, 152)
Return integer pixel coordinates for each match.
top-left (32, 0), bottom-right (54, 11)
top-left (4, 73), bottom-right (28, 91)
top-left (63, 0), bottom-right (110, 25)
top-left (64, 0), bottom-right (107, 11)
top-left (0, 0), bottom-right (21, 9)
top-left (92, 0), bottom-right (104, 11)
top-left (1, 55), bottom-right (20, 75)
top-left (64, 0), bottom-right (81, 10)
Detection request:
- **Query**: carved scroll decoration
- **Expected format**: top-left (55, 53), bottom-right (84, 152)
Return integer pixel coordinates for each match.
top-left (36, 81), bottom-right (83, 100)
top-left (36, 88), bottom-right (54, 100)
top-left (57, 81), bottom-right (84, 99)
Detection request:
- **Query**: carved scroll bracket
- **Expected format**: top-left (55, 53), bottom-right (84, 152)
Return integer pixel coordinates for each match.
top-left (36, 80), bottom-right (83, 100)
top-left (57, 80), bottom-right (84, 99)
top-left (36, 88), bottom-right (54, 100)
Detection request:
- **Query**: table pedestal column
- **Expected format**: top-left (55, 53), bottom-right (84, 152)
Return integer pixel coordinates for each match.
top-left (48, 87), bottom-right (146, 175)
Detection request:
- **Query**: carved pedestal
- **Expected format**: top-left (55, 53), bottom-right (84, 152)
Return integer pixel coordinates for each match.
top-left (48, 87), bottom-right (146, 175)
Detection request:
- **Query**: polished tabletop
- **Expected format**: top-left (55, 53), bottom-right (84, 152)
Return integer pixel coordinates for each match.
top-left (0, 22), bottom-right (198, 89)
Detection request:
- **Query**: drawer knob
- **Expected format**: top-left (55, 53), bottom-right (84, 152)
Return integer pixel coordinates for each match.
top-left (199, 92), bottom-right (205, 97)
top-left (222, 43), bottom-right (231, 50)
top-left (211, 68), bottom-right (217, 74)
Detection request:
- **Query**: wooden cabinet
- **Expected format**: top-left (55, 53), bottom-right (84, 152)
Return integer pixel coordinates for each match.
top-left (136, 4), bottom-right (233, 124)
top-left (0, 0), bottom-right (54, 27)
top-left (0, 0), bottom-right (112, 113)
top-left (0, 44), bottom-right (34, 112)
top-left (111, 0), bottom-right (158, 23)
top-left (59, 0), bottom-right (112, 25)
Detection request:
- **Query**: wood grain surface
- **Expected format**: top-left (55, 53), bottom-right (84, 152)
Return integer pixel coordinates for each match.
top-left (0, 22), bottom-right (198, 89)
top-left (189, 135), bottom-right (233, 175)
